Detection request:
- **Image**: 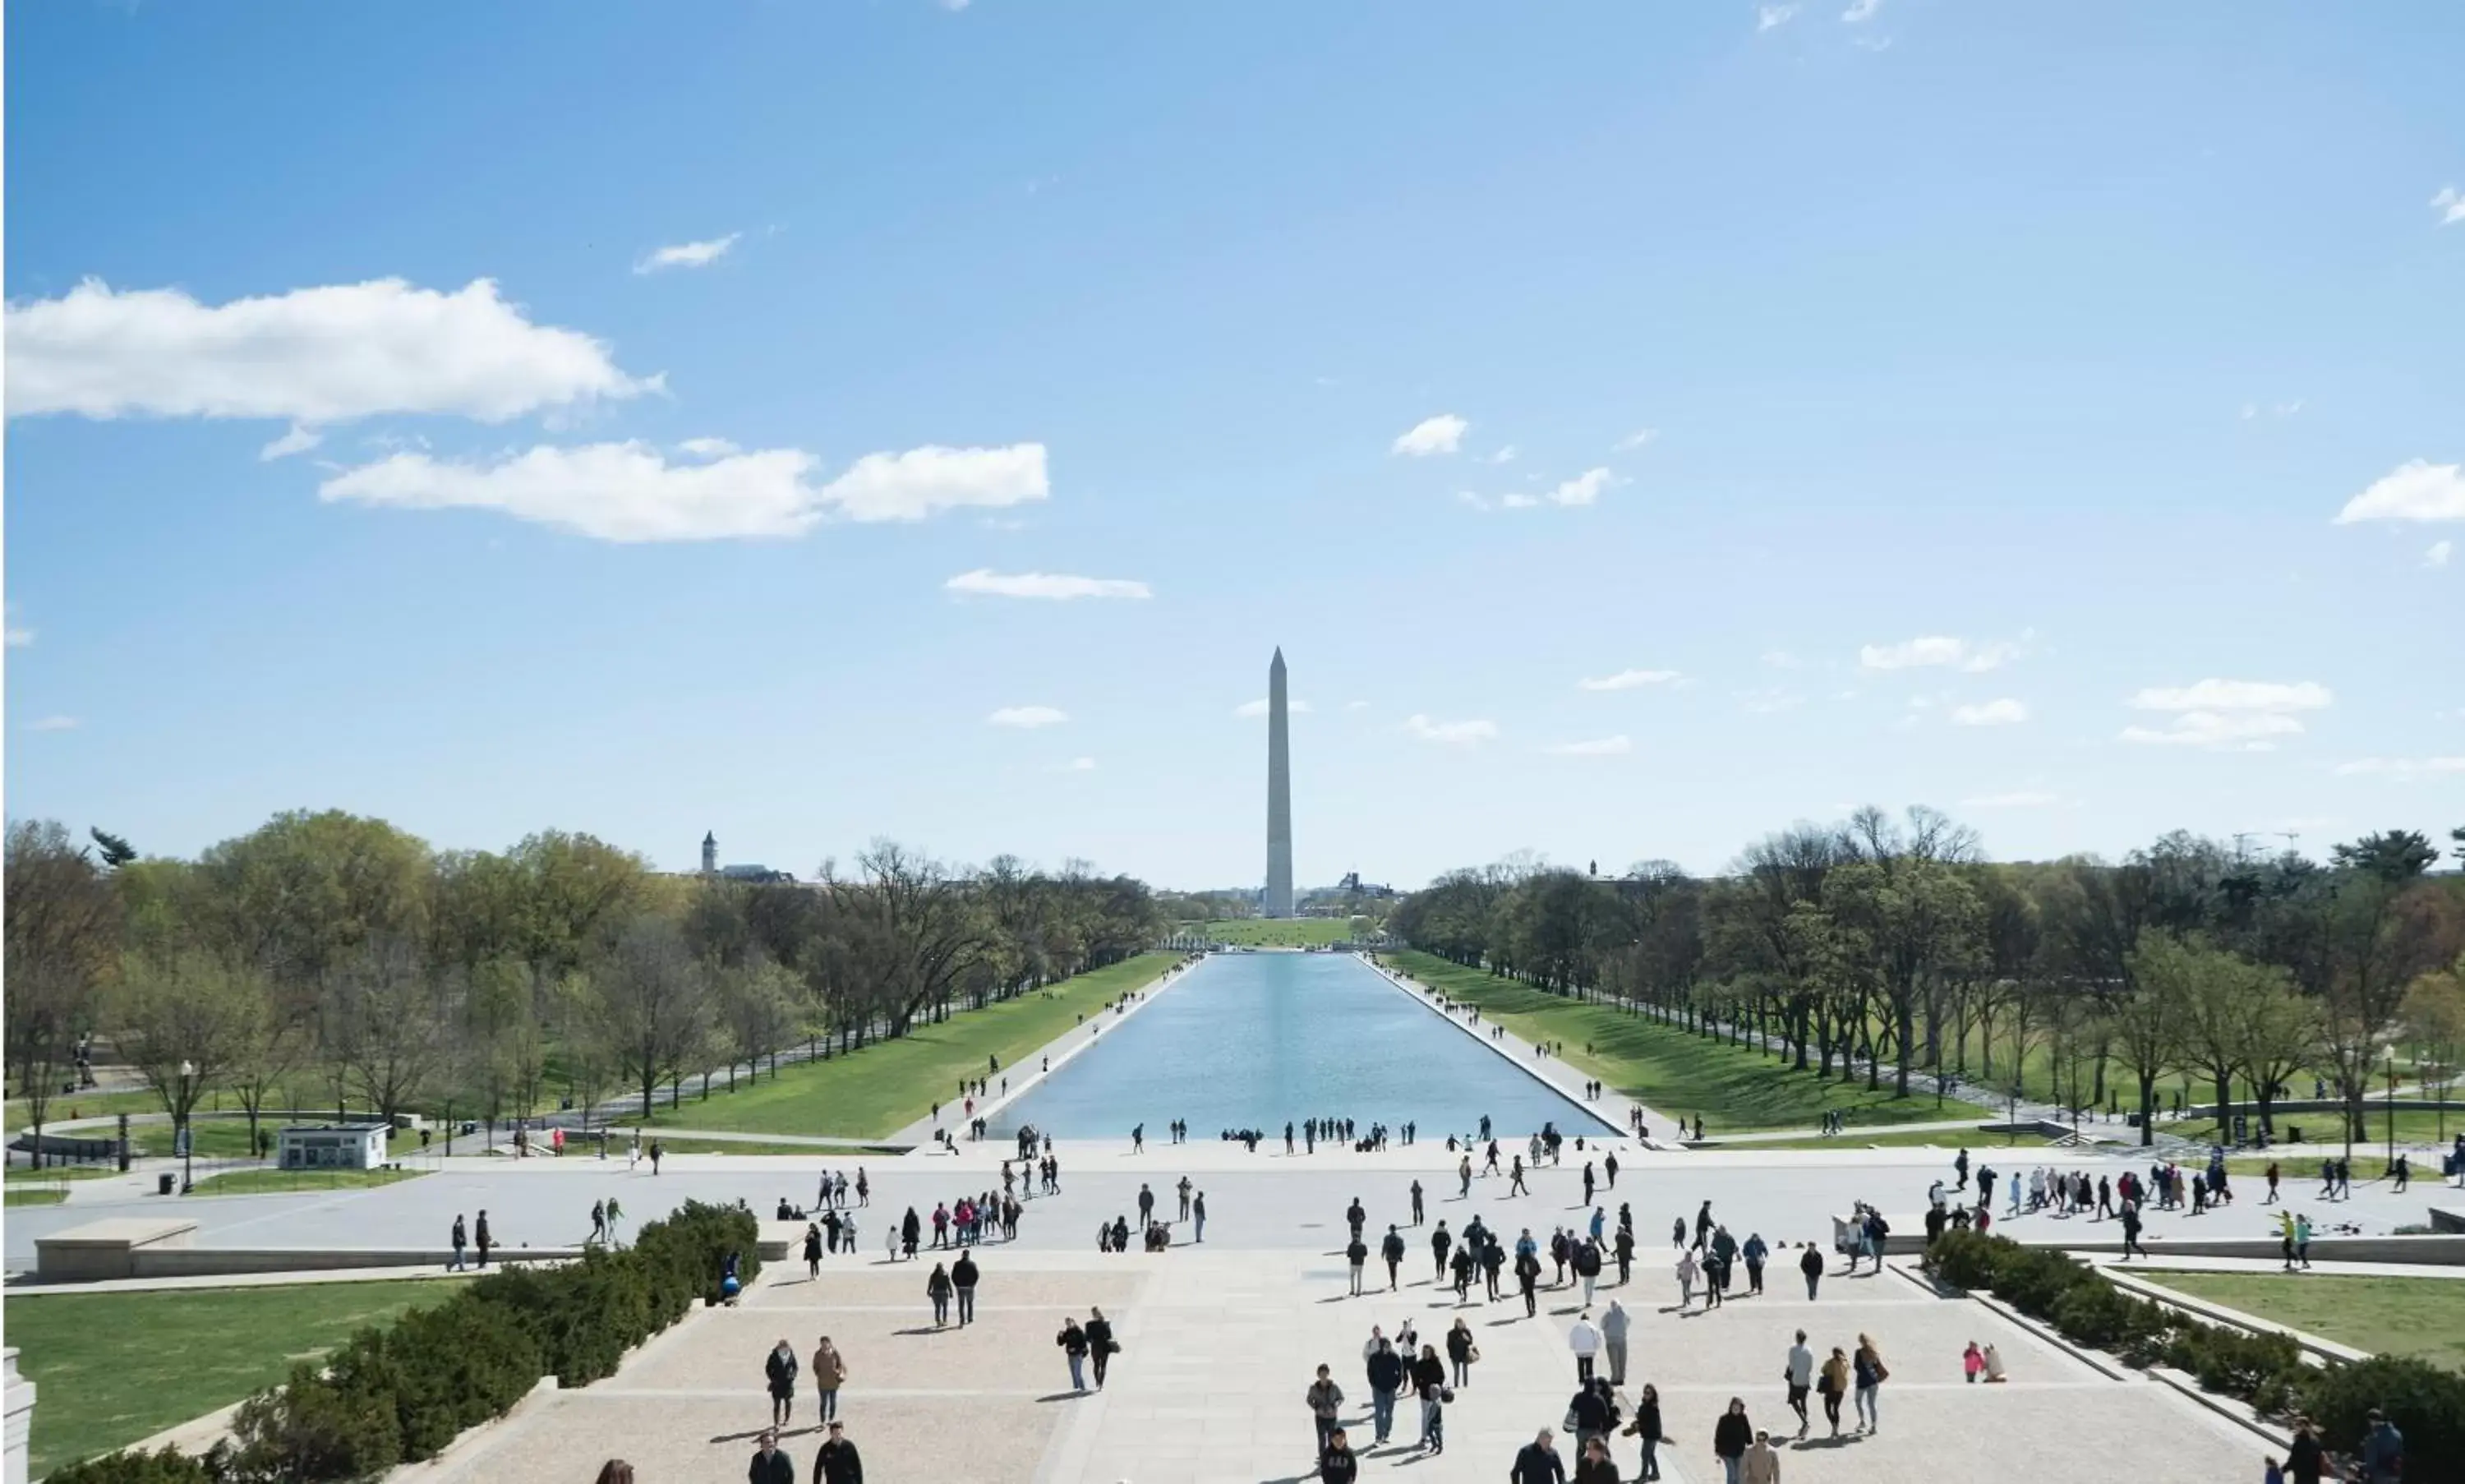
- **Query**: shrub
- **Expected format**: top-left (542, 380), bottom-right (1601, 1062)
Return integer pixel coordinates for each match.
top-left (210, 1199), bottom-right (758, 1483)
top-left (43, 1447), bottom-right (219, 1484)
top-left (1928, 1229), bottom-right (2465, 1483)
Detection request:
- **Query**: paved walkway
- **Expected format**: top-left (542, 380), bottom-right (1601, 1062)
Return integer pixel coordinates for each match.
top-left (415, 1243), bottom-right (2275, 1482)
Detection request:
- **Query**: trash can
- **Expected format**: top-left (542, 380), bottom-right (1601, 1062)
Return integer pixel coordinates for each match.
top-left (158, 1173), bottom-right (176, 1196)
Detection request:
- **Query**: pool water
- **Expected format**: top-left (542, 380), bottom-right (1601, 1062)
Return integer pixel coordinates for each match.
top-left (992, 951), bottom-right (1615, 1139)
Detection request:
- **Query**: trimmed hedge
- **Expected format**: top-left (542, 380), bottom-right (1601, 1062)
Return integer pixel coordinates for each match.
top-left (58, 1200), bottom-right (758, 1484)
top-left (1928, 1231), bottom-right (2463, 1482)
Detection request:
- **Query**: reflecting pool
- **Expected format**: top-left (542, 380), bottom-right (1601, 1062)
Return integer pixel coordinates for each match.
top-left (993, 951), bottom-right (1615, 1138)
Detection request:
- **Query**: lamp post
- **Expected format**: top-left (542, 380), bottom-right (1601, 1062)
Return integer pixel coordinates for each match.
top-left (177, 1059), bottom-right (196, 1194)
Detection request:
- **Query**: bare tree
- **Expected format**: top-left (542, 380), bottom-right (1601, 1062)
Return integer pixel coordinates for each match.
top-left (591, 916), bottom-right (710, 1118)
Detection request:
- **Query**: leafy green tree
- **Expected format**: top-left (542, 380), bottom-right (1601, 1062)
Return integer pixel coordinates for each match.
top-left (4, 821), bottom-right (122, 1164)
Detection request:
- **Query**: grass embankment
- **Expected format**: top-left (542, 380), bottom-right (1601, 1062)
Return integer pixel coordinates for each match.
top-left (6, 1188), bottom-right (69, 1206)
top-left (2135, 1273), bottom-right (2465, 1372)
top-left (188, 1166), bottom-right (426, 1196)
top-left (1384, 950), bottom-right (1994, 1133)
top-left (1707, 1129), bottom-right (2058, 1151)
top-left (1192, 918), bottom-right (1359, 947)
top-left (636, 952), bottom-right (1181, 1138)
top-left (11, 1279), bottom-right (459, 1476)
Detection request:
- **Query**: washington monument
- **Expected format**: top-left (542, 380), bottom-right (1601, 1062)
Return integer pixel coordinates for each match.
top-left (1264, 647), bottom-right (1294, 917)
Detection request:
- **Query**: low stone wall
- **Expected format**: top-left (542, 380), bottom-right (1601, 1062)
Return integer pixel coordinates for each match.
top-left (127, 1247), bottom-right (585, 1279)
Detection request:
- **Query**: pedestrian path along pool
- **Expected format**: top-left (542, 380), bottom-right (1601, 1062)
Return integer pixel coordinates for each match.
top-left (991, 950), bottom-right (1615, 1139)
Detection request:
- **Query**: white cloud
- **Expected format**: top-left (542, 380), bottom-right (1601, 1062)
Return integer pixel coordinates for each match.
top-left (2241, 400), bottom-right (2302, 421)
top-left (1756, 4), bottom-right (1799, 30)
top-left (2333, 757), bottom-right (2465, 780)
top-left (1859, 634), bottom-right (2026, 672)
top-left (2120, 712), bottom-right (2306, 749)
top-left (945, 569), bottom-right (1152, 601)
top-left (2427, 540), bottom-right (2453, 569)
top-left (1960, 790), bottom-right (2059, 808)
top-left (27, 716), bottom-right (80, 732)
top-left (822, 444), bottom-right (1048, 522)
top-left (988, 706), bottom-right (1067, 729)
top-left (2433, 185), bottom-right (2465, 227)
top-left (2130, 680), bottom-right (2333, 713)
top-left (1234, 697), bottom-right (1313, 718)
top-left (1544, 735), bottom-right (1632, 756)
top-left (1951, 698), bottom-right (2029, 726)
top-left (1578, 668), bottom-right (1683, 692)
top-left (6, 278), bottom-right (651, 424)
top-left (1541, 468), bottom-right (1614, 508)
top-left (259, 423), bottom-right (322, 460)
top-left (320, 441), bottom-right (1046, 542)
top-left (1052, 756), bottom-right (1096, 772)
top-left (1404, 714), bottom-right (1497, 746)
top-left (1842, 0), bottom-right (1881, 19)
top-left (2119, 679), bottom-right (2327, 751)
top-left (2335, 459), bottom-right (2465, 523)
top-left (678, 436), bottom-right (740, 459)
top-left (634, 233), bottom-right (741, 274)
top-left (1615, 427), bottom-right (1660, 450)
top-left (6, 621), bottom-right (33, 648)
top-left (1391, 414), bottom-right (1468, 457)
top-left (1481, 445), bottom-right (1518, 465)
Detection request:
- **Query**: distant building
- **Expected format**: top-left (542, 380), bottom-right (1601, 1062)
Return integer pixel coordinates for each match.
top-left (277, 1122), bottom-right (388, 1172)
top-left (701, 831), bottom-right (718, 875)
top-left (693, 832), bottom-right (793, 884)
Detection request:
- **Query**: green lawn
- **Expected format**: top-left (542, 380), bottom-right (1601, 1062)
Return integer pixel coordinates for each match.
top-left (1384, 951), bottom-right (1994, 1132)
top-left (634, 952), bottom-right (1181, 1137)
top-left (2135, 1273), bottom-right (2465, 1372)
top-left (1191, 918), bottom-right (1360, 947)
top-left (2160, 1109), bottom-right (2462, 1149)
top-left (6, 1187), bottom-right (68, 1206)
top-left (5, 1162), bottom-right (120, 1182)
top-left (3, 1087), bottom-right (164, 1134)
top-left (188, 1166), bottom-right (426, 1196)
top-left (10, 1279), bottom-right (460, 1476)
top-left (634, 1136), bottom-right (907, 1157)
top-left (1707, 1128), bottom-right (2058, 1151)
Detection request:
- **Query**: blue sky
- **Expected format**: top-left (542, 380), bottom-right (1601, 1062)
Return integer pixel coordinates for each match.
top-left (6, 0), bottom-right (2460, 888)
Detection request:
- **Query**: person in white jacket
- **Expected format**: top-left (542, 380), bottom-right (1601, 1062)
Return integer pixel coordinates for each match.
top-left (1567, 1311), bottom-right (1602, 1383)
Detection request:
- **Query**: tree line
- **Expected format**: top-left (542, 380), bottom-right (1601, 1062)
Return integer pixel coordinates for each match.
top-left (4, 813), bottom-right (1164, 1160)
top-left (1389, 809), bottom-right (2465, 1145)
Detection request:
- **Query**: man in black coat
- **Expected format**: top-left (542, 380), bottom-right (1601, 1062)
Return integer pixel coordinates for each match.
top-left (813, 1420), bottom-right (863, 1484)
top-left (749, 1428), bottom-right (795, 1484)
top-left (1381, 1225), bottom-right (1406, 1291)
top-left (951, 1248), bottom-right (979, 1325)
top-left (1511, 1428), bottom-right (1567, 1484)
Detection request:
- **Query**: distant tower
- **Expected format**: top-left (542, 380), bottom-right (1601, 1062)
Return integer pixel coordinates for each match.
top-left (700, 832), bottom-right (717, 875)
top-left (1265, 648), bottom-right (1294, 918)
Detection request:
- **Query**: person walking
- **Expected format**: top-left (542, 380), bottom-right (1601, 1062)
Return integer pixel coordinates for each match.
top-left (803, 1223), bottom-right (822, 1279)
top-left (1614, 1223), bottom-right (1635, 1285)
top-left (1366, 1336), bottom-right (1404, 1446)
top-left (1783, 1330), bottom-right (1813, 1438)
top-left (747, 1429), bottom-right (793, 1484)
top-left (1412, 1343), bottom-right (1448, 1454)
top-left (925, 1261), bottom-right (953, 1327)
top-left (1447, 1316), bottom-right (1477, 1388)
top-left (1056, 1315), bottom-right (1090, 1391)
top-left (1510, 1156), bottom-right (1530, 1196)
top-left (1177, 1175), bottom-right (1193, 1220)
top-left (1568, 1379), bottom-right (1614, 1456)
top-left (1410, 1178), bottom-right (1425, 1225)
top-left (1816, 1348), bottom-right (1848, 1437)
top-left (1306, 1364), bottom-right (1345, 1459)
top-left (449, 1214), bottom-right (467, 1273)
top-left (951, 1247), bottom-right (979, 1325)
top-left (1318, 1425), bottom-right (1359, 1484)
top-left (1085, 1306), bottom-right (1115, 1389)
top-left (2118, 1201), bottom-right (2145, 1261)
top-left (1517, 1242), bottom-right (1543, 1316)
top-left (1575, 1435), bottom-right (1620, 1484)
top-left (1741, 1233), bottom-right (1767, 1296)
top-left (1676, 1248), bottom-right (1701, 1310)
top-left (813, 1420), bottom-right (862, 1484)
top-left (591, 1200), bottom-right (607, 1245)
top-left (1600, 1299), bottom-right (1631, 1385)
top-left (1740, 1429), bottom-right (1781, 1484)
top-left (1577, 1238), bottom-right (1603, 1306)
top-left (2360, 1407), bottom-right (2405, 1482)
top-left (1851, 1334), bottom-right (1885, 1434)
top-left (1627, 1371), bottom-right (1666, 1479)
top-left (764, 1339), bottom-right (799, 1428)
top-left (1193, 1189), bottom-right (1207, 1243)
top-left (811, 1336), bottom-right (845, 1424)
top-left (474, 1210), bottom-right (493, 1269)
top-left (1568, 1310), bottom-right (1602, 1382)
top-left (1346, 1233), bottom-right (1369, 1296)
top-left (1512, 1429), bottom-right (1569, 1484)
top-left (604, 1195), bottom-right (624, 1248)
top-left (1382, 1224), bottom-right (1406, 1290)
top-left (1712, 1399), bottom-right (1753, 1484)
